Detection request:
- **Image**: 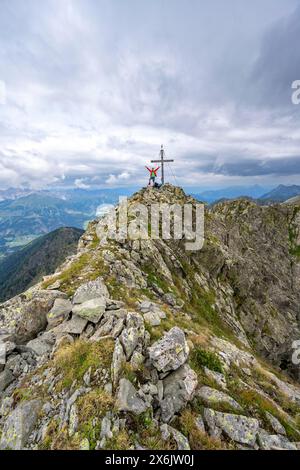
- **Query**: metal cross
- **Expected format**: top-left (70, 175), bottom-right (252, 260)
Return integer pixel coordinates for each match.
top-left (151, 145), bottom-right (174, 185)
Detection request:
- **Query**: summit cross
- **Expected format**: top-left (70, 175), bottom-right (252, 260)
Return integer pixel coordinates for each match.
top-left (151, 145), bottom-right (174, 185)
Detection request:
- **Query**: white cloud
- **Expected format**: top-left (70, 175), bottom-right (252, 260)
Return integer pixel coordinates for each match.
top-left (0, 80), bottom-right (6, 105)
top-left (0, 0), bottom-right (299, 190)
top-left (74, 178), bottom-right (90, 189)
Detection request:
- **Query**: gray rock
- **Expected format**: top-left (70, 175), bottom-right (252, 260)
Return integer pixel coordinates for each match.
top-left (144, 311), bottom-right (161, 326)
top-left (111, 318), bottom-right (125, 338)
top-left (47, 280), bottom-right (61, 290)
top-left (195, 415), bottom-right (205, 433)
top-left (68, 404), bottom-right (78, 436)
top-left (130, 351), bottom-right (145, 370)
top-left (119, 312), bottom-right (145, 360)
top-left (204, 367), bottom-right (227, 390)
top-left (91, 316), bottom-right (114, 340)
top-left (0, 399), bottom-right (42, 450)
top-left (111, 339), bottom-right (126, 388)
top-left (104, 382), bottom-right (113, 395)
top-left (100, 414), bottom-right (113, 440)
top-left (106, 299), bottom-right (125, 310)
top-left (203, 408), bottom-right (222, 438)
top-left (116, 378), bottom-right (148, 415)
top-left (27, 332), bottom-right (55, 356)
top-left (265, 411), bottom-right (286, 436)
top-left (0, 369), bottom-right (14, 392)
top-left (54, 334), bottom-right (74, 351)
top-left (161, 424), bottom-right (190, 450)
top-left (0, 397), bottom-right (14, 418)
top-left (14, 291), bottom-right (66, 343)
top-left (148, 327), bottom-right (189, 373)
top-left (160, 364), bottom-right (198, 422)
top-left (47, 298), bottom-right (72, 327)
top-left (203, 409), bottom-right (259, 447)
top-left (162, 293), bottom-right (177, 306)
top-left (72, 298), bottom-right (106, 324)
top-left (42, 402), bottom-right (53, 415)
top-left (63, 315), bottom-right (88, 335)
top-left (258, 429), bottom-right (297, 450)
top-left (5, 354), bottom-right (28, 378)
top-left (140, 301), bottom-right (153, 312)
top-left (73, 278), bottom-right (109, 304)
top-left (83, 367), bottom-right (92, 386)
top-left (197, 386), bottom-right (243, 412)
top-left (0, 342), bottom-right (6, 366)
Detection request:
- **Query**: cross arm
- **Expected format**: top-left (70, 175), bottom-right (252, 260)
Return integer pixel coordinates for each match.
top-left (151, 159), bottom-right (174, 163)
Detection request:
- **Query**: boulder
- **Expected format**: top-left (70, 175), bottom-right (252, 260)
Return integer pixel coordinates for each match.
top-left (72, 298), bottom-right (106, 324)
top-left (160, 364), bottom-right (198, 422)
top-left (0, 399), bottom-right (42, 450)
top-left (203, 409), bottom-right (259, 447)
top-left (111, 318), bottom-right (125, 338)
top-left (265, 411), bottom-right (286, 436)
top-left (196, 386), bottom-right (243, 412)
top-left (72, 278), bottom-right (109, 304)
top-left (26, 334), bottom-right (54, 356)
top-left (204, 367), bottom-right (227, 390)
top-left (143, 311), bottom-right (161, 326)
top-left (161, 424), bottom-right (190, 450)
top-left (203, 408), bottom-right (222, 438)
top-left (5, 354), bottom-right (29, 378)
top-left (130, 351), bottom-right (145, 370)
top-left (47, 298), bottom-right (72, 327)
top-left (119, 312), bottom-right (145, 360)
top-left (63, 315), bottom-right (88, 335)
top-left (148, 327), bottom-right (189, 373)
top-left (14, 291), bottom-right (67, 343)
top-left (116, 378), bottom-right (149, 415)
top-left (0, 369), bottom-right (14, 392)
top-left (258, 429), bottom-right (297, 450)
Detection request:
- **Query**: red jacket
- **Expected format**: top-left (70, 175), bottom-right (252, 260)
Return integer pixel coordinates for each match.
top-left (146, 167), bottom-right (160, 177)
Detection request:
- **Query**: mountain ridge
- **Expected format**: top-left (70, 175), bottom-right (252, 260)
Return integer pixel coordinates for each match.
top-left (0, 184), bottom-right (300, 450)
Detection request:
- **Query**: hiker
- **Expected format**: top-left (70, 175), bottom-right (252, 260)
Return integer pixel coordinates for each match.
top-left (146, 166), bottom-right (160, 186)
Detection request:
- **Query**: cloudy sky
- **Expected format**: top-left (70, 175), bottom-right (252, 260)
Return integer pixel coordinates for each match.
top-left (1, 0), bottom-right (300, 190)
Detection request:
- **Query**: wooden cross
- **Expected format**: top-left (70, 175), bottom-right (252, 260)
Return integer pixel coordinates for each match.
top-left (151, 145), bottom-right (174, 185)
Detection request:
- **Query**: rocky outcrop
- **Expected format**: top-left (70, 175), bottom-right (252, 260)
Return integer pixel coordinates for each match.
top-left (0, 184), bottom-right (300, 451)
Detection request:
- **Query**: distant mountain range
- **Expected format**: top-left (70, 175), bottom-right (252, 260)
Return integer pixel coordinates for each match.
top-left (0, 188), bottom-right (133, 258)
top-left (260, 185), bottom-right (300, 202)
top-left (193, 184), bottom-right (300, 204)
top-left (193, 185), bottom-right (268, 203)
top-left (0, 227), bottom-right (83, 302)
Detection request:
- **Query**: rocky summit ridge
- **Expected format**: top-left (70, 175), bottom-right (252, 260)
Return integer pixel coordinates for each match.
top-left (0, 184), bottom-right (300, 450)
